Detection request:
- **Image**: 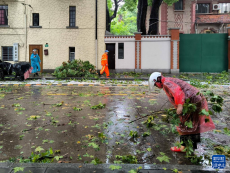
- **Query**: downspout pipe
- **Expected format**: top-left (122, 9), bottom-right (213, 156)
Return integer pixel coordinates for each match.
top-left (95, 0), bottom-right (98, 70)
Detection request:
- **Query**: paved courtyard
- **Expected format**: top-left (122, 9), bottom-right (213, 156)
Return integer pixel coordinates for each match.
top-left (0, 84), bottom-right (229, 171)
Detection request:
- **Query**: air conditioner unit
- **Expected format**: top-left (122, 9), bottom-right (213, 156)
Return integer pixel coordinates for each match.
top-left (213, 4), bottom-right (220, 10)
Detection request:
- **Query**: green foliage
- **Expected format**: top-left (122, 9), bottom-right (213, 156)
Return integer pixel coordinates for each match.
top-left (190, 155), bottom-right (203, 164)
top-left (163, 0), bottom-right (179, 6)
top-left (142, 131), bottom-right (151, 137)
top-left (91, 158), bottom-right (102, 165)
top-left (54, 155), bottom-right (63, 161)
top-left (202, 90), bottom-right (224, 113)
top-left (223, 128), bottom-right (230, 136)
top-left (13, 167), bottom-right (24, 173)
top-left (53, 60), bottom-right (97, 78)
top-left (184, 120), bottom-right (193, 128)
top-left (12, 103), bottom-right (21, 107)
top-left (214, 145), bottom-right (230, 157)
top-left (129, 130), bottom-right (138, 138)
top-left (91, 103), bottom-right (106, 109)
top-left (88, 142), bottom-right (100, 151)
top-left (190, 79), bottom-right (209, 88)
top-left (73, 107), bottom-right (82, 111)
top-left (116, 155), bottom-right (138, 164)
top-left (156, 152), bottom-right (171, 163)
top-left (182, 99), bottom-right (197, 115)
top-left (175, 141), bottom-right (183, 148)
top-left (143, 115), bottom-right (156, 128)
top-left (110, 165), bottom-right (122, 170)
top-left (183, 139), bottom-right (194, 158)
top-left (110, 6), bottom-right (137, 35)
top-left (10, 148), bottom-right (55, 163)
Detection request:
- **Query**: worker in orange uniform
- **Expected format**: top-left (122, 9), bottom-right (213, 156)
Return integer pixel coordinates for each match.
top-left (100, 50), bottom-right (110, 78)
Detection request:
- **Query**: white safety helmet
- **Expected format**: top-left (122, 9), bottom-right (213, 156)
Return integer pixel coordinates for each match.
top-left (148, 72), bottom-right (161, 91)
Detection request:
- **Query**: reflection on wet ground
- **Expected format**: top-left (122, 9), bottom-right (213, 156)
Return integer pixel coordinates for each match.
top-left (0, 85), bottom-right (229, 167)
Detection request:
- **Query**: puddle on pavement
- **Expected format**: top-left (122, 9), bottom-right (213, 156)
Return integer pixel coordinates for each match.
top-left (0, 85), bottom-right (229, 167)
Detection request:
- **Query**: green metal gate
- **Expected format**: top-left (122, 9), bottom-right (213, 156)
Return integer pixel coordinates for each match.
top-left (179, 34), bottom-right (228, 72)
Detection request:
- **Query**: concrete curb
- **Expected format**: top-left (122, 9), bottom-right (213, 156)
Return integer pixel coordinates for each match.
top-left (0, 163), bottom-right (229, 173)
top-left (0, 84), bottom-right (149, 87)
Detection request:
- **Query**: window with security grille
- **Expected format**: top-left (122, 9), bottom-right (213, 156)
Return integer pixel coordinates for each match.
top-left (196, 4), bottom-right (210, 13)
top-left (219, 3), bottom-right (230, 13)
top-left (2, 47), bottom-right (13, 61)
top-left (33, 13), bottom-right (39, 26)
top-left (69, 47), bottom-right (75, 61)
top-left (174, 0), bottom-right (183, 10)
top-left (0, 5), bottom-right (8, 25)
top-left (118, 43), bottom-right (124, 59)
top-left (69, 6), bottom-right (76, 27)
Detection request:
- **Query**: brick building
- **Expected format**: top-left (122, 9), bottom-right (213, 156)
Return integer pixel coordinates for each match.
top-left (0, 0), bottom-right (106, 71)
top-left (146, 0), bottom-right (230, 34)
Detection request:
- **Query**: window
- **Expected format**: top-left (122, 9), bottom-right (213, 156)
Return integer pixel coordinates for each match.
top-left (0, 5), bottom-right (8, 25)
top-left (69, 47), bottom-right (75, 61)
top-left (2, 47), bottom-right (13, 61)
top-left (196, 4), bottom-right (210, 13)
top-left (118, 43), bottom-right (124, 59)
top-left (33, 13), bottom-right (39, 26)
top-left (174, 0), bottom-right (183, 10)
top-left (69, 6), bottom-right (76, 27)
top-left (219, 3), bottom-right (230, 13)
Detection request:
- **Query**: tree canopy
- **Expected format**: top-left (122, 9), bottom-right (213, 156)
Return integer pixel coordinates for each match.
top-left (106, 0), bottom-right (179, 35)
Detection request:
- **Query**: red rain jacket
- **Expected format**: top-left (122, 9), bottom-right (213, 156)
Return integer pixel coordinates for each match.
top-left (161, 76), bottom-right (215, 135)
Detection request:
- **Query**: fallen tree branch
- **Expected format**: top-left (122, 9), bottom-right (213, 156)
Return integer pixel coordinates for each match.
top-left (129, 100), bottom-right (169, 123)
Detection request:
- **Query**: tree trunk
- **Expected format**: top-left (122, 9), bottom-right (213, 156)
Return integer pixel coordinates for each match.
top-left (106, 0), bottom-right (120, 32)
top-left (148, 0), bottom-right (163, 35)
top-left (106, 1), bottom-right (111, 31)
top-left (137, 0), bottom-right (148, 35)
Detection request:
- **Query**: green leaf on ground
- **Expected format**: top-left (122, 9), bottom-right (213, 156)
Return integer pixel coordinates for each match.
top-left (73, 107), bottom-right (82, 111)
top-left (14, 145), bottom-right (22, 150)
top-left (91, 103), bottom-right (106, 109)
top-left (54, 156), bottom-right (63, 161)
top-left (13, 167), bottom-right (24, 173)
top-left (142, 132), bottom-right (151, 137)
top-left (109, 165), bottom-right (122, 170)
top-left (147, 148), bottom-right (152, 152)
top-left (35, 146), bottom-right (44, 153)
top-left (156, 152), bottom-right (171, 163)
top-left (91, 158), bottom-right (102, 165)
top-left (88, 142), bottom-right (100, 151)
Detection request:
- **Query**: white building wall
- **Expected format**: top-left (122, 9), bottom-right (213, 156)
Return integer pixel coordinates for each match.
top-left (141, 38), bottom-right (171, 70)
top-left (116, 42), bottom-right (135, 69)
top-left (0, 0), bottom-right (106, 70)
top-left (105, 36), bottom-right (135, 69)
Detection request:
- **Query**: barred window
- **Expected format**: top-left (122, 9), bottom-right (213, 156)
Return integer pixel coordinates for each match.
top-left (175, 0), bottom-right (183, 10)
top-left (0, 5), bottom-right (8, 25)
top-left (196, 4), bottom-right (210, 13)
top-left (69, 6), bottom-right (76, 27)
top-left (69, 47), bottom-right (75, 61)
top-left (2, 47), bottom-right (13, 61)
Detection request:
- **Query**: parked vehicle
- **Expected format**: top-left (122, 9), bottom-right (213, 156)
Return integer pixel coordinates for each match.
top-left (0, 60), bottom-right (31, 81)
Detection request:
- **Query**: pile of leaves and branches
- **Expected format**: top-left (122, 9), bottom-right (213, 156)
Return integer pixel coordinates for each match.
top-left (9, 147), bottom-right (63, 163)
top-left (53, 60), bottom-right (97, 78)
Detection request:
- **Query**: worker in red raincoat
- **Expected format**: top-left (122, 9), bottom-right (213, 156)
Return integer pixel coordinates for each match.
top-left (149, 72), bottom-right (215, 152)
top-left (100, 50), bottom-right (110, 78)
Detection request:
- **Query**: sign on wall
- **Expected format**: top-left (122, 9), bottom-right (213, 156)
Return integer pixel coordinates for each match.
top-left (13, 43), bottom-right (19, 62)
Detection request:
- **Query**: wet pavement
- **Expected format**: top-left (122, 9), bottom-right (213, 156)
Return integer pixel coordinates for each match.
top-left (0, 85), bottom-right (229, 170)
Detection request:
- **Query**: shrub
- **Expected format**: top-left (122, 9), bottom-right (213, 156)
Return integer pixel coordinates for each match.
top-left (53, 60), bottom-right (97, 78)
